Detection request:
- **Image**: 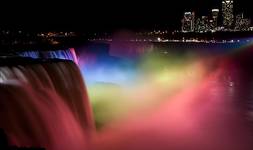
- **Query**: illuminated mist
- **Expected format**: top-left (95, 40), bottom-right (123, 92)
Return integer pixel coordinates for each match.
top-left (76, 38), bottom-right (253, 150)
top-left (2, 36), bottom-right (253, 150)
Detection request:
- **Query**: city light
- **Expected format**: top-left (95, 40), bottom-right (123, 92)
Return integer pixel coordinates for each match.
top-left (182, 0), bottom-right (251, 32)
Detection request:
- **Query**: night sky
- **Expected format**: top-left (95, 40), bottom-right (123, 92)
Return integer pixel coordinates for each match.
top-left (0, 0), bottom-right (252, 32)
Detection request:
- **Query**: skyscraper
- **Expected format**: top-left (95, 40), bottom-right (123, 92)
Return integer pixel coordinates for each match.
top-left (212, 9), bottom-right (219, 30)
top-left (201, 16), bottom-right (209, 32)
top-left (235, 13), bottom-right (251, 31)
top-left (222, 0), bottom-right (234, 29)
top-left (182, 12), bottom-right (195, 32)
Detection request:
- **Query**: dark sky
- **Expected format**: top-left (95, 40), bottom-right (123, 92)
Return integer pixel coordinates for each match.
top-left (0, 0), bottom-right (252, 32)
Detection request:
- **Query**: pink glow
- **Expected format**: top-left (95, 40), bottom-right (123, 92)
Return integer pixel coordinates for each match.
top-left (70, 48), bottom-right (79, 64)
top-left (91, 64), bottom-right (253, 150)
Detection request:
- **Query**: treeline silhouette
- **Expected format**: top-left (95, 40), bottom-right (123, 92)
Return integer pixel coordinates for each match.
top-left (0, 129), bottom-right (45, 150)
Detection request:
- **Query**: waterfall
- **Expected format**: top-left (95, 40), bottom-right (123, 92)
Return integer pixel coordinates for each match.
top-left (0, 58), bottom-right (93, 150)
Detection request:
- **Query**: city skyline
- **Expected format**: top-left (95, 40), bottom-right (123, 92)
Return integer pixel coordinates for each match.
top-left (181, 0), bottom-right (252, 33)
top-left (0, 0), bottom-right (252, 32)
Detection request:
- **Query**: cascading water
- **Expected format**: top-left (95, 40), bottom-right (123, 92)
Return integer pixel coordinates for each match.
top-left (18, 48), bottom-right (79, 64)
top-left (0, 58), bottom-right (94, 150)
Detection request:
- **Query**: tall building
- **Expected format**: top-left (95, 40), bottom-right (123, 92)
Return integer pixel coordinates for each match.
top-left (182, 12), bottom-right (195, 32)
top-left (209, 19), bottom-right (215, 31)
top-left (195, 16), bottom-right (209, 33)
top-left (195, 18), bottom-right (201, 33)
top-left (235, 13), bottom-right (251, 31)
top-left (222, 0), bottom-right (234, 29)
top-left (192, 12), bottom-right (195, 31)
top-left (202, 16), bottom-right (209, 32)
top-left (212, 9), bottom-right (219, 30)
